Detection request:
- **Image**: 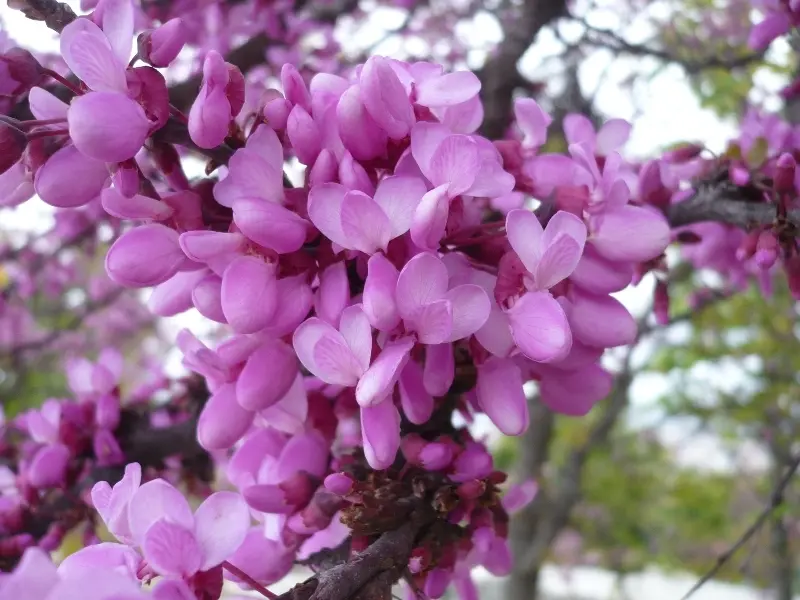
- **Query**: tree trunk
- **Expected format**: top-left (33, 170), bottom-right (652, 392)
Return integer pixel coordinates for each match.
top-left (505, 565), bottom-right (542, 600)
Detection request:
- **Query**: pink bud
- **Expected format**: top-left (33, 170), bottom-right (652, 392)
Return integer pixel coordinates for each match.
top-left (653, 280), bottom-right (669, 325)
top-left (662, 143), bottom-right (704, 163)
top-left (774, 153), bottom-right (796, 194)
top-left (0, 48), bottom-right (44, 91)
top-left (323, 472), bottom-right (354, 496)
top-left (28, 444), bottom-right (70, 488)
top-left (0, 122), bottom-right (26, 175)
top-left (138, 19), bottom-right (186, 68)
top-left (95, 394), bottom-right (121, 430)
top-left (112, 163), bottom-right (140, 197)
top-left (735, 230), bottom-right (760, 262)
top-left (92, 430), bottom-right (124, 467)
top-left (418, 442), bottom-right (454, 471)
top-left (400, 434), bottom-right (426, 464)
top-left (754, 230), bottom-right (779, 269)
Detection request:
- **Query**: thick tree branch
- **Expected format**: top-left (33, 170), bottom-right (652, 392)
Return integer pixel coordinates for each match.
top-left (6, 0), bottom-right (76, 32)
top-left (478, 0), bottom-right (568, 139)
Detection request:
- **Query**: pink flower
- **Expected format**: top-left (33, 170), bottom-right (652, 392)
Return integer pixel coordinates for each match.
top-left (91, 462), bottom-right (141, 544)
top-left (138, 18), bottom-right (186, 68)
top-left (189, 51), bottom-right (244, 149)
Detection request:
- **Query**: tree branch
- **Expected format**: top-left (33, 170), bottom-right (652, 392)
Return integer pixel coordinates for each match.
top-left (478, 0), bottom-right (569, 138)
top-left (679, 451), bottom-right (800, 600)
top-left (6, 0), bottom-right (76, 33)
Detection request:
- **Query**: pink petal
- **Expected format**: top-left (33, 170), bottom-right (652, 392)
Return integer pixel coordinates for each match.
top-left (595, 119), bottom-right (631, 155)
top-left (339, 304), bottom-right (373, 374)
top-left (28, 444), bottom-right (70, 488)
top-left (423, 342), bottom-right (454, 396)
top-left (101, 0), bottom-right (134, 64)
top-left (58, 543), bottom-right (140, 581)
top-left (361, 399), bottom-right (401, 470)
top-left (275, 431), bottom-right (329, 480)
top-left (193, 491), bottom-right (251, 571)
top-left (60, 19), bottom-right (127, 93)
top-left (293, 318), bottom-right (364, 385)
top-left (539, 363), bottom-right (612, 415)
top-left (437, 95), bottom-right (484, 134)
top-left (179, 231), bottom-right (245, 262)
top-left (514, 97), bottom-right (551, 148)
top-left (68, 91), bottom-right (150, 162)
top-left (29, 86), bottom-right (68, 120)
top-left (591, 205), bottom-right (670, 263)
top-left (410, 184), bottom-right (450, 251)
top-left (395, 252), bottom-right (449, 321)
top-left (227, 429), bottom-right (286, 488)
top-left (570, 245), bottom-right (633, 294)
top-left (129, 479), bottom-right (194, 546)
top-left (476, 357), bottom-right (528, 435)
top-left (307, 182), bottom-right (349, 248)
top-left (444, 284), bottom-right (491, 341)
top-left (505, 209), bottom-right (544, 275)
top-left (314, 262), bottom-right (349, 326)
top-left (502, 480), bottom-right (538, 514)
top-left (339, 151), bottom-right (375, 195)
top-left (468, 144), bottom-right (516, 198)
top-left (507, 291), bottom-right (572, 363)
top-left (243, 484), bottom-right (289, 513)
top-left (105, 224), bottom-right (186, 287)
top-left (360, 56), bottom-right (415, 139)
top-left (236, 340), bottom-right (297, 411)
top-left (424, 568), bottom-right (452, 599)
top-left (101, 188), bottom-right (173, 221)
top-left (226, 528), bottom-right (293, 586)
top-left (197, 383), bottom-right (255, 450)
top-left (340, 190), bottom-right (392, 254)
top-left (287, 105), bottom-right (321, 165)
top-left (363, 253), bottom-right (400, 331)
top-left (232, 199), bottom-right (308, 254)
top-left (221, 256), bottom-right (278, 333)
top-left (146, 18), bottom-right (187, 68)
top-left (2, 548), bottom-right (59, 599)
top-left (142, 520), bottom-right (203, 578)
top-left (192, 274), bottom-right (226, 323)
top-left (336, 84), bottom-right (387, 161)
top-left (262, 275), bottom-right (313, 337)
top-left (35, 145), bottom-right (108, 208)
top-left (355, 336), bottom-right (414, 407)
top-left (429, 134), bottom-right (478, 196)
top-left (152, 579), bottom-right (195, 600)
top-left (398, 359), bottom-right (433, 424)
top-left (372, 175), bottom-right (427, 239)
top-left (416, 71), bottom-right (481, 108)
top-left (526, 154), bottom-right (589, 196)
top-left (535, 235), bottom-right (585, 290)
top-left (563, 113), bottom-right (596, 147)
top-left (748, 13), bottom-right (790, 49)
top-left (410, 121), bottom-right (450, 175)
top-left (569, 290), bottom-right (636, 348)
top-left (411, 299), bottom-right (453, 344)
top-left (188, 53), bottom-right (231, 149)
top-left (260, 373), bottom-right (308, 434)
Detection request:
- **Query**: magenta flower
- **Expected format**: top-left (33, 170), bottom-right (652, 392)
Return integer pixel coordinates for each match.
top-left (189, 51), bottom-right (244, 149)
top-left (105, 224), bottom-right (191, 288)
top-left (138, 18), bottom-right (186, 68)
top-left (91, 462), bottom-right (142, 544)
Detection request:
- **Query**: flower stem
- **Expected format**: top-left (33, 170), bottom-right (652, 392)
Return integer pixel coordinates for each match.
top-left (221, 561), bottom-right (278, 599)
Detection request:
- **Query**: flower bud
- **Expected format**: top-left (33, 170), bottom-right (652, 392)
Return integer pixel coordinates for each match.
top-left (0, 48), bottom-right (44, 93)
top-left (735, 230), bottom-right (760, 261)
top-left (774, 153), bottom-right (796, 194)
top-left (323, 472), bottom-right (354, 496)
top-left (27, 444), bottom-right (70, 488)
top-left (138, 19), bottom-right (186, 68)
top-left (662, 143), bottom-right (704, 163)
top-left (653, 280), bottom-right (669, 325)
top-left (754, 230), bottom-right (779, 270)
top-left (0, 122), bottom-right (27, 175)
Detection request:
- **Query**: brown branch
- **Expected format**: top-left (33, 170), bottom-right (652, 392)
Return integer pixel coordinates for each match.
top-left (478, 0), bottom-right (569, 139)
top-left (279, 501), bottom-right (436, 600)
top-left (679, 451), bottom-right (800, 600)
top-left (6, 0), bottom-right (76, 33)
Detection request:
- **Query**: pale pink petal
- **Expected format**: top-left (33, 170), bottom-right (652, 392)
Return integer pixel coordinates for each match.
top-left (336, 84), bottom-right (387, 161)
top-left (314, 262), bottom-right (349, 326)
top-left (570, 245), bottom-right (633, 294)
top-left (410, 184), bottom-right (450, 251)
top-left (307, 182), bottom-right (349, 248)
top-left (340, 190), bottom-right (392, 254)
top-left (360, 56), bottom-right (415, 139)
top-left (69, 91), bottom-right (149, 162)
top-left (514, 97), bottom-right (551, 148)
top-left (152, 579), bottom-right (195, 600)
top-left (129, 479), bottom-right (194, 546)
top-left (192, 274), bottom-right (226, 323)
top-left (476, 357), bottom-right (528, 435)
top-left (193, 491), bottom-right (251, 571)
top-left (232, 198), bottom-right (307, 254)
top-left (29, 86), bottom-right (68, 120)
top-left (287, 105), bottom-right (321, 165)
top-left (535, 234), bottom-right (584, 290)
top-left (237, 340), bottom-right (297, 411)
top-left (2, 548), bottom-right (59, 599)
top-left (221, 256), bottom-right (278, 333)
top-left (372, 176), bottom-right (428, 239)
top-left (293, 318), bottom-right (364, 385)
top-left (444, 284), bottom-right (490, 341)
top-left (105, 224), bottom-right (186, 287)
top-left (339, 304), bottom-right (373, 374)
top-left (410, 121), bottom-right (451, 176)
top-left (395, 252), bottom-right (448, 321)
top-left (58, 543), bottom-right (140, 581)
top-left (339, 151), bottom-right (375, 195)
top-left (505, 209), bottom-right (544, 274)
top-left (362, 254), bottom-right (400, 331)
top-left (468, 152), bottom-right (516, 198)
top-left (361, 399), bottom-right (401, 470)
top-left (29, 444), bottom-right (69, 488)
top-left (539, 363), bottom-right (612, 415)
top-left (429, 134), bottom-right (478, 196)
top-left (398, 359), bottom-right (433, 424)
top-left (179, 231), bottom-right (245, 262)
top-left (60, 20), bottom-right (127, 93)
top-left (355, 337), bottom-right (414, 407)
top-left (101, 0), bottom-right (134, 64)
top-left (591, 205), bottom-right (670, 263)
top-left (197, 383), bottom-right (255, 450)
top-left (260, 373), bottom-right (308, 434)
top-left (101, 188), bottom-right (173, 221)
top-left (275, 431), bottom-right (329, 480)
top-left (423, 342), bottom-right (454, 396)
top-left (243, 484), bottom-right (289, 513)
top-left (416, 71), bottom-right (481, 108)
top-left (502, 480), bottom-right (538, 514)
top-left (35, 145), bottom-right (108, 208)
top-left (411, 299), bottom-right (453, 345)
top-left (226, 528), bottom-right (293, 585)
top-left (297, 514), bottom-right (351, 561)
top-left (563, 113), bottom-right (595, 147)
top-left (262, 275), bottom-right (313, 337)
top-left (526, 154), bottom-right (590, 196)
top-left (507, 291), bottom-right (571, 363)
top-left (595, 119), bottom-right (631, 156)
top-left (142, 520), bottom-right (203, 578)
top-left (437, 95), bottom-right (484, 134)
top-left (569, 290), bottom-right (636, 348)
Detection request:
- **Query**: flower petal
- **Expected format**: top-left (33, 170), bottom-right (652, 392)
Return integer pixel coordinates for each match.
top-left (476, 357), bottom-right (528, 435)
top-left (410, 184), bottom-right (450, 251)
top-left (232, 199), bottom-right (308, 254)
top-left (69, 91), bottom-right (149, 163)
top-left (60, 21), bottom-right (127, 93)
top-left (339, 304), bottom-right (373, 374)
top-left (416, 71), bottom-right (481, 108)
top-left (591, 205), bottom-right (670, 263)
top-left (194, 491), bottom-right (251, 571)
top-left (363, 253), bottom-right (400, 331)
top-left (35, 145), bottom-right (108, 208)
top-left (398, 359), bottom-right (433, 424)
top-left (444, 284), bottom-right (490, 341)
top-left (355, 337), bottom-right (414, 407)
top-left (372, 175), bottom-right (427, 239)
top-left (293, 318), bottom-right (363, 386)
top-left (105, 224), bottom-right (186, 287)
top-left (197, 383), bottom-right (254, 450)
top-left (507, 291), bottom-right (571, 362)
top-left (129, 479), bottom-right (194, 546)
top-left (395, 252), bottom-right (448, 321)
top-left (221, 256), bottom-right (278, 333)
top-left (361, 399), bottom-right (401, 470)
top-left (568, 290), bottom-right (636, 348)
top-left (340, 190), bottom-right (392, 254)
top-left (142, 520), bottom-right (203, 578)
top-left (505, 209), bottom-right (544, 275)
top-left (423, 342), bottom-right (454, 396)
top-left (307, 182), bottom-right (349, 248)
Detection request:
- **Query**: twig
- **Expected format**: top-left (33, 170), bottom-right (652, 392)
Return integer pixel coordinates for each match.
top-left (678, 452), bottom-right (800, 600)
top-left (222, 561), bottom-right (278, 599)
